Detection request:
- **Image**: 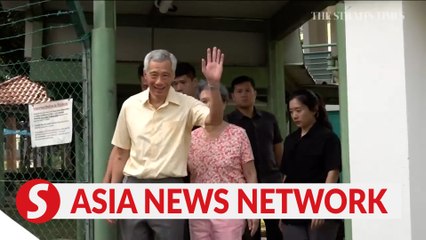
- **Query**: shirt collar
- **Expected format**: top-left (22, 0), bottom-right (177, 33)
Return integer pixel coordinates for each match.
top-left (232, 107), bottom-right (262, 120)
top-left (297, 121), bottom-right (321, 139)
top-left (253, 107), bottom-right (262, 117)
top-left (139, 87), bottom-right (181, 106)
top-left (165, 87), bottom-right (181, 105)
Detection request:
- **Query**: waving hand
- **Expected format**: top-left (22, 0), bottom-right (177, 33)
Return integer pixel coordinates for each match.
top-left (201, 47), bottom-right (224, 84)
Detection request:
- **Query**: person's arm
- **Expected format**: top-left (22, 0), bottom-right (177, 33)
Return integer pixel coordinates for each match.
top-left (104, 148), bottom-right (130, 184)
top-left (272, 115), bottom-right (284, 168)
top-left (325, 169), bottom-right (340, 183)
top-left (274, 142), bottom-right (283, 168)
top-left (103, 146), bottom-right (129, 224)
top-left (108, 99), bottom-right (131, 183)
top-left (312, 133), bottom-right (342, 229)
top-left (311, 169), bottom-right (340, 229)
top-left (324, 133), bottom-right (341, 184)
top-left (202, 47), bottom-right (224, 126)
top-left (243, 161), bottom-right (259, 236)
top-left (110, 146), bottom-right (130, 183)
top-left (281, 142), bottom-right (287, 183)
top-left (238, 127), bottom-right (259, 236)
top-left (103, 146), bottom-right (123, 183)
top-left (242, 161), bottom-right (257, 184)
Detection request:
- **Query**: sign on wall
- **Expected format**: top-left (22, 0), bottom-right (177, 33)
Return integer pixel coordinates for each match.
top-left (28, 99), bottom-right (73, 148)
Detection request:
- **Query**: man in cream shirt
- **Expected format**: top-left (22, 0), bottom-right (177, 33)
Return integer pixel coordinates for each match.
top-left (106, 47), bottom-right (225, 240)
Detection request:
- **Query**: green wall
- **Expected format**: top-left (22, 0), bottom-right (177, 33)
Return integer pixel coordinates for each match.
top-left (116, 62), bottom-right (270, 88)
top-left (29, 61), bottom-right (270, 88)
top-left (328, 111), bottom-right (341, 138)
top-left (29, 61), bottom-right (83, 82)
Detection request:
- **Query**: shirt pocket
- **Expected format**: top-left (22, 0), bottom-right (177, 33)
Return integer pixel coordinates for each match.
top-left (159, 120), bottom-right (185, 141)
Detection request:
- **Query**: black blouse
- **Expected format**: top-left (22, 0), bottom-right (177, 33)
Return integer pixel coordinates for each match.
top-left (281, 122), bottom-right (342, 184)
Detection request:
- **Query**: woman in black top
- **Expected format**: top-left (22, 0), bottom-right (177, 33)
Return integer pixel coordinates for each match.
top-left (280, 89), bottom-right (342, 240)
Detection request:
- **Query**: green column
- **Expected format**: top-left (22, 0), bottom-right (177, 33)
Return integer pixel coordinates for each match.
top-left (92, 1), bottom-right (116, 240)
top-left (268, 39), bottom-right (287, 137)
top-left (336, 2), bottom-right (352, 240)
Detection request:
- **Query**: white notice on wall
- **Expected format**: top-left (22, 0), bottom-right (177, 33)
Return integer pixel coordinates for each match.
top-left (28, 99), bottom-right (73, 148)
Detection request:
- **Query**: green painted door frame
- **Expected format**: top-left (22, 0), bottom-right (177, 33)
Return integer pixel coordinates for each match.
top-left (268, 38), bottom-right (288, 137)
top-left (336, 2), bottom-right (352, 240)
top-left (92, 1), bottom-right (117, 240)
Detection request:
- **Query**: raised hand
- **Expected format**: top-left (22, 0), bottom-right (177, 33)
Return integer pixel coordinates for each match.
top-left (201, 47), bottom-right (224, 84)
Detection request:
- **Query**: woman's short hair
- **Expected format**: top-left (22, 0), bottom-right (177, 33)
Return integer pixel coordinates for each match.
top-left (197, 79), bottom-right (229, 103)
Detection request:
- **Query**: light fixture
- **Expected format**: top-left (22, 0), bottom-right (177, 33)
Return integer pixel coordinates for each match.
top-left (154, 0), bottom-right (176, 14)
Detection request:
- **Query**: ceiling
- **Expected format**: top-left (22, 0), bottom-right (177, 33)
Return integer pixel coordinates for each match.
top-left (1, 0), bottom-right (340, 102)
top-left (0, 0), bottom-right (339, 40)
top-left (44, 1), bottom-right (288, 19)
top-left (36, 0), bottom-right (338, 40)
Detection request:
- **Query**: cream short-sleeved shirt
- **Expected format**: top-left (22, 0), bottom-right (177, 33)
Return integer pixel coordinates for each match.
top-left (112, 87), bottom-right (210, 179)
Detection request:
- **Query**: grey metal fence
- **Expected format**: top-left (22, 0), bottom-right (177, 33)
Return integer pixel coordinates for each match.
top-left (0, 0), bottom-right (91, 239)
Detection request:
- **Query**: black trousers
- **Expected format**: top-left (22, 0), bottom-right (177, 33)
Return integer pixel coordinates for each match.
top-left (118, 176), bottom-right (185, 240)
top-left (242, 219), bottom-right (283, 240)
top-left (280, 220), bottom-right (340, 240)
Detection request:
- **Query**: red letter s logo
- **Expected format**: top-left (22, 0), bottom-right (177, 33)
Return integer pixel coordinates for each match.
top-left (16, 179), bottom-right (60, 224)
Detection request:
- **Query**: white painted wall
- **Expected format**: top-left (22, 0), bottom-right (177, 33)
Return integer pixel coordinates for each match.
top-left (402, 2), bottom-right (426, 240)
top-left (344, 1), bottom-right (411, 239)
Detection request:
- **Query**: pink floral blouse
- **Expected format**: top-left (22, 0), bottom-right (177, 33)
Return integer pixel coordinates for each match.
top-left (188, 124), bottom-right (254, 183)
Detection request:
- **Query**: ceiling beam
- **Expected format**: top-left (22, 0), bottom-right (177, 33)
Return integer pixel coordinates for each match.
top-left (28, 0), bottom-right (44, 18)
top-left (270, 1), bottom-right (339, 41)
top-left (45, 11), bottom-right (267, 33)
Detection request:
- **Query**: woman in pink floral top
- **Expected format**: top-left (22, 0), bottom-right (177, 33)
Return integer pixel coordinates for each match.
top-left (188, 81), bottom-right (258, 240)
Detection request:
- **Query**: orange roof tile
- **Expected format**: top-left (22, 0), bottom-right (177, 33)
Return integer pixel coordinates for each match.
top-left (0, 75), bottom-right (51, 105)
